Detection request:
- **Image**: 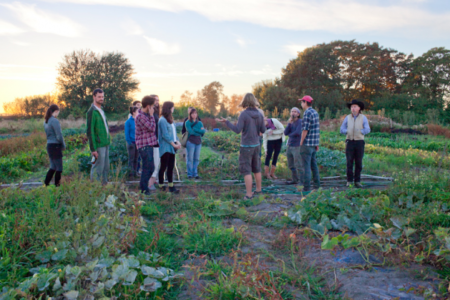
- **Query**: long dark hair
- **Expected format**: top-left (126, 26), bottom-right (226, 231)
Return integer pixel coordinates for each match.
top-left (189, 108), bottom-right (198, 122)
top-left (45, 104), bottom-right (59, 123)
top-left (161, 101), bottom-right (174, 124)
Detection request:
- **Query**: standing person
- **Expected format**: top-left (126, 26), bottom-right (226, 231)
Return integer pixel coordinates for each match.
top-left (299, 96), bottom-right (320, 194)
top-left (132, 100), bottom-right (142, 174)
top-left (284, 108), bottom-right (303, 185)
top-left (158, 101), bottom-right (181, 193)
top-left (135, 95), bottom-right (157, 196)
top-left (185, 108), bottom-right (206, 179)
top-left (340, 99), bottom-right (370, 187)
top-left (44, 104), bottom-right (65, 187)
top-left (86, 88), bottom-right (111, 185)
top-left (256, 101), bottom-right (264, 159)
top-left (262, 116), bottom-right (285, 179)
top-left (125, 106), bottom-right (139, 178)
top-left (129, 101), bottom-right (142, 118)
top-left (217, 93), bottom-right (266, 200)
top-left (182, 107), bottom-right (201, 168)
top-left (148, 95), bottom-right (160, 190)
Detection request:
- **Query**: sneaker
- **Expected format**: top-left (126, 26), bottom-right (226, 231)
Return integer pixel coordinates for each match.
top-left (187, 176), bottom-right (193, 179)
top-left (195, 176), bottom-right (200, 180)
top-left (169, 186), bottom-right (180, 194)
top-left (149, 184), bottom-right (156, 191)
top-left (355, 182), bottom-right (363, 188)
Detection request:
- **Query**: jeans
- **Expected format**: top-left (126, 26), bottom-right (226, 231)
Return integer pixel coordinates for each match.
top-left (186, 141), bottom-right (202, 177)
top-left (126, 142), bottom-right (138, 177)
top-left (346, 140), bottom-right (365, 182)
top-left (91, 146), bottom-right (110, 185)
top-left (300, 145), bottom-right (320, 191)
top-left (138, 146), bottom-right (155, 194)
top-left (286, 145), bottom-right (303, 183)
top-left (159, 153), bottom-right (175, 184)
top-left (265, 138), bottom-right (282, 166)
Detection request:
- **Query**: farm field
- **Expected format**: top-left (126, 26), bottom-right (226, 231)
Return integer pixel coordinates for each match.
top-left (1, 122), bottom-right (450, 299)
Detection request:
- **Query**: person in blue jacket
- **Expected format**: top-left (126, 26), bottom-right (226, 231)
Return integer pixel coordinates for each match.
top-left (185, 108), bottom-right (206, 179)
top-left (125, 106), bottom-right (139, 178)
top-left (284, 107), bottom-right (304, 185)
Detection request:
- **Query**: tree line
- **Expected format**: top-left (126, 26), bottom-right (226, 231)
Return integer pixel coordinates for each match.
top-left (253, 40), bottom-right (450, 124)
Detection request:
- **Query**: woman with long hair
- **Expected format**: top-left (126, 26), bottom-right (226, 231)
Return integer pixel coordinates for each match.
top-left (262, 116), bottom-right (285, 179)
top-left (185, 108), bottom-right (206, 179)
top-left (125, 106), bottom-right (139, 178)
top-left (158, 101), bottom-right (181, 193)
top-left (44, 104), bottom-right (65, 186)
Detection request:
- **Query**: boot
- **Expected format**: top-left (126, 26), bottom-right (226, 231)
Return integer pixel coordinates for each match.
top-left (264, 166), bottom-right (272, 179)
top-left (44, 169), bottom-right (55, 186)
top-left (270, 165), bottom-right (277, 179)
top-left (169, 186), bottom-right (180, 194)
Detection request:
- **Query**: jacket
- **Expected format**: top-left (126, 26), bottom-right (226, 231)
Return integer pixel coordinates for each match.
top-left (158, 116), bottom-right (179, 157)
top-left (225, 108), bottom-right (266, 146)
top-left (44, 116), bottom-right (66, 148)
top-left (86, 104), bottom-right (111, 152)
top-left (284, 118), bottom-right (302, 146)
top-left (124, 116), bottom-right (136, 144)
top-left (262, 118), bottom-right (285, 152)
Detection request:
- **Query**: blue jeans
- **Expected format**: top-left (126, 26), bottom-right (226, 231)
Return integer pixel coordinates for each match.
top-left (300, 145), bottom-right (320, 191)
top-left (138, 146), bottom-right (154, 194)
top-left (186, 141), bottom-right (202, 177)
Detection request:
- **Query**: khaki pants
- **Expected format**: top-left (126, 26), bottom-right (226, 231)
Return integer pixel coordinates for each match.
top-left (90, 146), bottom-right (110, 185)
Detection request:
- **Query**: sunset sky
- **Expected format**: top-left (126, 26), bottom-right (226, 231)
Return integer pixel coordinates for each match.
top-left (1, 0), bottom-right (450, 113)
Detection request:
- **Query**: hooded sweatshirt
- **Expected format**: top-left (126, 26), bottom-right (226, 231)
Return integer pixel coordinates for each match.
top-left (225, 107), bottom-right (266, 146)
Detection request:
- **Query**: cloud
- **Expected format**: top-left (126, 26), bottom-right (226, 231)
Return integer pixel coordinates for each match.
top-left (0, 20), bottom-right (25, 35)
top-left (11, 40), bottom-right (30, 46)
top-left (42, 0), bottom-right (450, 37)
top-left (2, 2), bottom-right (84, 37)
top-left (121, 18), bottom-right (144, 35)
top-left (143, 36), bottom-right (181, 55)
top-left (283, 44), bottom-right (309, 56)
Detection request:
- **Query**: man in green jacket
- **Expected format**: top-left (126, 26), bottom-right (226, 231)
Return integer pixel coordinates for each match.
top-left (86, 88), bottom-right (111, 185)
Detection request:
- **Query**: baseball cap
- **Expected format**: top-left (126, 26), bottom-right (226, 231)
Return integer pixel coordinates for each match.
top-left (299, 95), bottom-right (313, 103)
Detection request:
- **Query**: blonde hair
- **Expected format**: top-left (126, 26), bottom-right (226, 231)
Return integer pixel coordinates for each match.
top-left (240, 93), bottom-right (258, 108)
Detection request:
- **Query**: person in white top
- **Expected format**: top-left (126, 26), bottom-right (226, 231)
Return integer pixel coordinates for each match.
top-left (262, 117), bottom-right (285, 179)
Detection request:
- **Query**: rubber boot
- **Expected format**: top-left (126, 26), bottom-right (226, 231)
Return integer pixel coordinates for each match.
top-left (264, 166), bottom-right (272, 179)
top-left (44, 169), bottom-right (55, 186)
top-left (270, 165), bottom-right (277, 179)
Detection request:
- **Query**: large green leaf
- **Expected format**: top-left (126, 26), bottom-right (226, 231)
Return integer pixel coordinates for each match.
top-left (140, 277), bottom-right (162, 292)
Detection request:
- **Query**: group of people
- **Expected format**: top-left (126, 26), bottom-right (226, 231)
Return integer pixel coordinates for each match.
top-left (42, 89), bottom-right (371, 198)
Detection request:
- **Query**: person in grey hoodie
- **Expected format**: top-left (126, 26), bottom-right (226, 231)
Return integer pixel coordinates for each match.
top-left (217, 93), bottom-right (266, 200)
top-left (44, 104), bottom-right (66, 186)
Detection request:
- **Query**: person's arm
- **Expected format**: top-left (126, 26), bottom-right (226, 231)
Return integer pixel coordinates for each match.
top-left (181, 118), bottom-right (187, 134)
top-left (139, 115), bottom-right (156, 133)
top-left (86, 110), bottom-right (98, 153)
top-left (271, 119), bottom-right (285, 135)
top-left (340, 116), bottom-right (348, 134)
top-left (361, 115), bottom-right (371, 135)
top-left (300, 112), bottom-right (310, 146)
top-left (300, 130), bottom-right (308, 146)
top-left (52, 119), bottom-right (65, 149)
top-left (225, 114), bottom-right (245, 134)
top-left (194, 121), bottom-right (206, 135)
top-left (259, 117), bottom-right (266, 134)
top-left (284, 123), bottom-right (292, 136)
top-left (289, 120), bottom-right (303, 137)
top-left (159, 118), bottom-right (176, 146)
top-left (125, 120), bottom-right (132, 144)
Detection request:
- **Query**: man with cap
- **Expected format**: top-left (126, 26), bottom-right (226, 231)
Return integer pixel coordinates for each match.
top-left (299, 95), bottom-right (320, 194)
top-left (284, 107), bottom-right (303, 185)
top-left (340, 99), bottom-right (371, 188)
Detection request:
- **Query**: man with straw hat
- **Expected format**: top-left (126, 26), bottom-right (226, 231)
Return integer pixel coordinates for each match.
top-left (340, 99), bottom-right (371, 188)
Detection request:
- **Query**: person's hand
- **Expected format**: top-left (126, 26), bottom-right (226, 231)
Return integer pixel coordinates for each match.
top-left (175, 143), bottom-right (182, 150)
top-left (316, 146), bottom-right (319, 151)
top-left (215, 117), bottom-right (226, 123)
top-left (288, 117), bottom-right (293, 124)
top-left (267, 129), bottom-right (273, 136)
top-left (201, 127), bottom-right (205, 130)
top-left (149, 106), bottom-right (154, 116)
top-left (92, 151), bottom-right (98, 158)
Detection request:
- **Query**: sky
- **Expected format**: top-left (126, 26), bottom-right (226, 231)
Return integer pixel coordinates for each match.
top-left (1, 0), bottom-right (450, 113)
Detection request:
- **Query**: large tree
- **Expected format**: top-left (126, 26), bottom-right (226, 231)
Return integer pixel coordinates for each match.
top-left (196, 81), bottom-right (224, 115)
top-left (57, 49), bottom-right (139, 117)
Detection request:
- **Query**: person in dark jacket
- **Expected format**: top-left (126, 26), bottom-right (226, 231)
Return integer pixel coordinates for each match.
top-left (125, 106), bottom-right (139, 178)
top-left (148, 95), bottom-right (160, 190)
top-left (284, 107), bottom-right (303, 185)
top-left (216, 93), bottom-right (266, 200)
top-left (44, 104), bottom-right (65, 187)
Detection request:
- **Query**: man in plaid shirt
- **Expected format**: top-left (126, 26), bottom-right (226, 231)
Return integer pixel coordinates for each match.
top-left (135, 95), bottom-right (157, 196)
top-left (299, 95), bottom-right (320, 193)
